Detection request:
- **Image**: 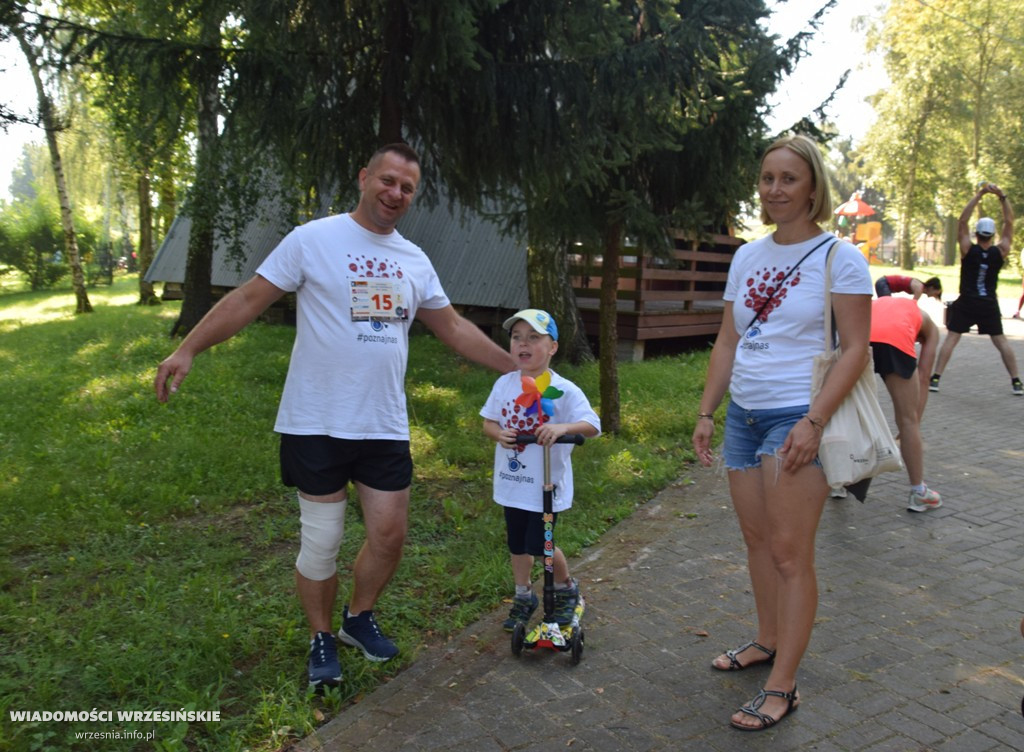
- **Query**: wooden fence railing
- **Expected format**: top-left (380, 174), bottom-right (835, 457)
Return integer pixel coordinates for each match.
top-left (569, 230), bottom-right (743, 360)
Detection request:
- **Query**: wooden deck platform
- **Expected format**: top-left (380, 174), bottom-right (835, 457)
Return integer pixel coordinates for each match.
top-left (571, 230), bottom-right (742, 360)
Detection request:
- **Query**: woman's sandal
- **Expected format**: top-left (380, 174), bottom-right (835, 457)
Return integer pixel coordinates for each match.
top-left (711, 640), bottom-right (776, 671)
top-left (730, 685), bottom-right (799, 731)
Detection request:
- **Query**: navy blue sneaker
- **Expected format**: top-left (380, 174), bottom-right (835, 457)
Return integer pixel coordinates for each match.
top-left (307, 631), bottom-right (342, 688)
top-left (502, 591), bottom-right (538, 632)
top-left (552, 578), bottom-right (580, 626)
top-left (339, 607), bottom-right (399, 662)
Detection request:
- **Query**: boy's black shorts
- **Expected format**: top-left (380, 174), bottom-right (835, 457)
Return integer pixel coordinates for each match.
top-left (946, 296), bottom-right (1003, 335)
top-left (280, 434), bottom-right (413, 495)
top-left (871, 342), bottom-right (917, 379)
top-left (504, 506), bottom-right (559, 557)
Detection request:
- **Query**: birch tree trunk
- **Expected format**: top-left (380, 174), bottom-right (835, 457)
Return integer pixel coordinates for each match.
top-left (16, 28), bottom-right (92, 314)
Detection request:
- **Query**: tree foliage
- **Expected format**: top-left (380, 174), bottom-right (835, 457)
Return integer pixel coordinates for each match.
top-left (68, 0), bottom-right (195, 305)
top-left (861, 0), bottom-right (1024, 268)
top-left (7, 1), bottom-right (804, 427)
top-left (0, 192), bottom-right (100, 289)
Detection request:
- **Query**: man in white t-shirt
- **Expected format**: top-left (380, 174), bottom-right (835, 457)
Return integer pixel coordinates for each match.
top-left (154, 143), bottom-right (516, 689)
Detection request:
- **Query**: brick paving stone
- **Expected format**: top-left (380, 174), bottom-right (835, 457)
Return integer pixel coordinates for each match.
top-left (291, 327), bottom-right (1024, 752)
top-left (807, 742), bottom-right (861, 752)
top-left (832, 718), bottom-right (900, 750)
top-left (891, 701), bottom-right (971, 739)
top-left (860, 739), bottom-right (932, 752)
top-left (942, 695), bottom-right (1010, 728)
top-left (932, 732), bottom-right (1002, 752)
top-left (968, 717), bottom-right (1024, 750)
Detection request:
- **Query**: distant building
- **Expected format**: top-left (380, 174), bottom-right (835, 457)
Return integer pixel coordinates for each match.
top-left (144, 186), bottom-right (530, 330)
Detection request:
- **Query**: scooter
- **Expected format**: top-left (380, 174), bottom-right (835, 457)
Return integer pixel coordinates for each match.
top-left (510, 433), bottom-right (586, 665)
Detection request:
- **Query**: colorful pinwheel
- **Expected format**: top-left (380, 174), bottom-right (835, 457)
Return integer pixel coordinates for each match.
top-left (515, 370), bottom-right (564, 419)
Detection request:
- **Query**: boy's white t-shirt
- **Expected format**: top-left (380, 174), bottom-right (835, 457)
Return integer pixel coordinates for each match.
top-left (724, 232), bottom-right (872, 409)
top-left (257, 213), bottom-right (450, 439)
top-left (480, 370), bottom-right (601, 512)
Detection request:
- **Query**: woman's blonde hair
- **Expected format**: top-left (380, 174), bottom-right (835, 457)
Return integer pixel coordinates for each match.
top-left (758, 134), bottom-right (834, 226)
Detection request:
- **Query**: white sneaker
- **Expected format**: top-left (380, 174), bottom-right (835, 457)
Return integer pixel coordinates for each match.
top-left (907, 487), bottom-right (942, 512)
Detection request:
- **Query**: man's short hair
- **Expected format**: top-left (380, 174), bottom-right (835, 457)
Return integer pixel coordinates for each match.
top-left (370, 143), bottom-right (420, 168)
top-left (923, 277), bottom-right (941, 292)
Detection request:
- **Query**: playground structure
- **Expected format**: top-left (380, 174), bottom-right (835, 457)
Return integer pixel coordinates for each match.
top-left (853, 221), bottom-right (882, 262)
top-left (835, 192), bottom-right (882, 263)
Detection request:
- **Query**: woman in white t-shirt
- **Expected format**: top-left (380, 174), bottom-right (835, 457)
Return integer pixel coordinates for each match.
top-left (692, 134), bottom-right (872, 731)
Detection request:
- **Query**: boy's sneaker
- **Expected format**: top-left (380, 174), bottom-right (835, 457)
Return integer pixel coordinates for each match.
top-left (307, 631), bottom-right (342, 688)
top-left (339, 607), bottom-right (398, 662)
top-left (502, 591), bottom-right (538, 632)
top-left (552, 578), bottom-right (580, 626)
top-left (1013, 378), bottom-right (1023, 396)
top-left (928, 375), bottom-right (940, 393)
top-left (907, 487), bottom-right (942, 513)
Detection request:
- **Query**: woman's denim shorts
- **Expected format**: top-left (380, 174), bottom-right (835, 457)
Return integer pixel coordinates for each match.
top-left (722, 401), bottom-right (812, 471)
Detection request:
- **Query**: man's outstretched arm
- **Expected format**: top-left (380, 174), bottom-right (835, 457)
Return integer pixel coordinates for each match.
top-left (154, 275), bottom-right (286, 402)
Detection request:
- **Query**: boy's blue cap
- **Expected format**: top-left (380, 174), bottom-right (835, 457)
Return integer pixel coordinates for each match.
top-left (503, 309), bottom-right (558, 341)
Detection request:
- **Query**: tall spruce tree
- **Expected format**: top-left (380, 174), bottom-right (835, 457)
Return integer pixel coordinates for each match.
top-left (37, 0), bottom-right (802, 423)
top-left (230, 0), bottom-right (792, 428)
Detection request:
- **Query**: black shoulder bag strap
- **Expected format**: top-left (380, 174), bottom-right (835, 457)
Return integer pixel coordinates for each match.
top-left (824, 239), bottom-right (842, 348)
top-left (744, 235), bottom-right (835, 332)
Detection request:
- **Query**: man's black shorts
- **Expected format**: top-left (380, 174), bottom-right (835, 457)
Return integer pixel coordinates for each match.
top-left (946, 296), bottom-right (1004, 335)
top-left (504, 506), bottom-right (559, 557)
top-left (279, 434), bottom-right (413, 495)
top-left (871, 342), bottom-right (917, 379)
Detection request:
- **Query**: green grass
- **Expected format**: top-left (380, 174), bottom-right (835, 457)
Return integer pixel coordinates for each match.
top-left (0, 277), bottom-right (710, 752)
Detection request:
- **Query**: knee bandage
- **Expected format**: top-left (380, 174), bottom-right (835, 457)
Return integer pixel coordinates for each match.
top-left (295, 495), bottom-right (346, 581)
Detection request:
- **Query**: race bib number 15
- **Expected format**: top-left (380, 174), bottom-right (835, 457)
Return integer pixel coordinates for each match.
top-left (350, 279), bottom-right (408, 322)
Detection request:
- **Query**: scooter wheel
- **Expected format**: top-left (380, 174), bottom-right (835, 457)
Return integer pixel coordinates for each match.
top-left (570, 626), bottom-right (584, 665)
top-left (511, 622), bottom-right (526, 657)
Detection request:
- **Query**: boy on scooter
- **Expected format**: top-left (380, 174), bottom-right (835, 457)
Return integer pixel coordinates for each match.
top-left (481, 309), bottom-right (601, 632)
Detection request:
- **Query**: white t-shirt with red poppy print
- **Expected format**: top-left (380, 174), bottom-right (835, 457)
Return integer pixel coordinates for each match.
top-left (257, 212), bottom-right (450, 439)
top-left (724, 232), bottom-right (872, 409)
top-left (480, 370), bottom-right (601, 512)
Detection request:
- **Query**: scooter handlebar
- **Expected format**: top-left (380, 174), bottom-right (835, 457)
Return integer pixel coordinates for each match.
top-left (515, 433), bottom-right (585, 446)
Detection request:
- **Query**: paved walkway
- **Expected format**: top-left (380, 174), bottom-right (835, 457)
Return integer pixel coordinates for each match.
top-left (295, 306), bottom-right (1024, 752)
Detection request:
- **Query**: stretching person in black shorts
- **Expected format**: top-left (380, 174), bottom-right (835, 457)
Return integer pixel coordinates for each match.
top-left (870, 297), bottom-right (941, 511)
top-left (929, 183), bottom-right (1021, 395)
